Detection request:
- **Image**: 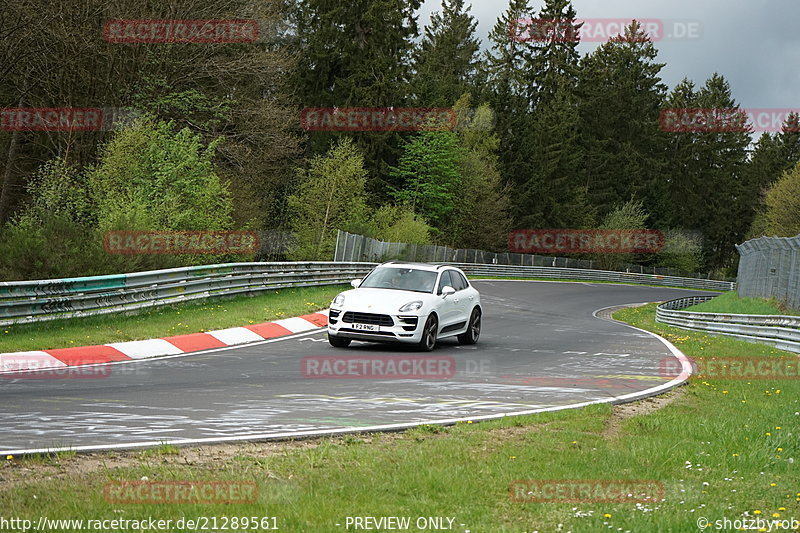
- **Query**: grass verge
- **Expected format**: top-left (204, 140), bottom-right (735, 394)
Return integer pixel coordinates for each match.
top-left (1, 303), bottom-right (796, 531)
top-left (0, 285), bottom-right (345, 353)
top-left (686, 290), bottom-right (800, 316)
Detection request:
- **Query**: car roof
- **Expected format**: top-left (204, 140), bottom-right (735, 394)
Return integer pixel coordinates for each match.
top-left (378, 261), bottom-right (451, 272)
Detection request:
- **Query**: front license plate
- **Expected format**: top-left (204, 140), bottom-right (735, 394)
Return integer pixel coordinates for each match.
top-left (352, 323), bottom-right (379, 332)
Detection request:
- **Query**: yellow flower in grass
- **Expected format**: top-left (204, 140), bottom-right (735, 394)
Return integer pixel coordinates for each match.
top-left (5, 455), bottom-right (11, 461)
top-left (770, 483), bottom-right (776, 487)
top-left (603, 514), bottom-right (612, 519)
top-left (753, 510), bottom-right (762, 515)
top-left (772, 513), bottom-right (780, 518)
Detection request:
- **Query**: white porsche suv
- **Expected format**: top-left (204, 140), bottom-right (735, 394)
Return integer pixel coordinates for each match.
top-left (327, 262), bottom-right (481, 351)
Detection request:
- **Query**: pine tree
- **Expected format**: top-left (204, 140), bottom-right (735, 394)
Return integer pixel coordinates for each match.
top-left (293, 0), bottom-right (423, 196)
top-left (691, 73), bottom-right (752, 269)
top-left (518, 80), bottom-right (594, 228)
top-left (662, 78), bottom-right (702, 228)
top-left (411, 0), bottom-right (480, 107)
top-left (481, 0), bottom-right (537, 224)
top-left (523, 0), bottom-right (582, 110)
top-left (577, 21), bottom-right (668, 220)
top-left (514, 0), bottom-right (590, 229)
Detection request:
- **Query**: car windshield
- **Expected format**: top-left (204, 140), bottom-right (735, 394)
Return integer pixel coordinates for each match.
top-left (359, 267), bottom-right (437, 293)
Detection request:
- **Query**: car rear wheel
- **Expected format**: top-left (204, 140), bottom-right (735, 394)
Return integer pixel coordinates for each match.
top-left (457, 308), bottom-right (481, 345)
top-left (328, 333), bottom-right (351, 348)
top-left (418, 314), bottom-right (438, 352)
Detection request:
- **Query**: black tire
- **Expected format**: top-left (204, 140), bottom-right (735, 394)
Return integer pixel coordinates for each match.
top-left (457, 308), bottom-right (481, 345)
top-left (418, 314), bottom-right (438, 352)
top-left (328, 333), bottom-right (351, 348)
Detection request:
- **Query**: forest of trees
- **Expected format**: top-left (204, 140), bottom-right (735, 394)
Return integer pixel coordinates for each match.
top-left (1, 0), bottom-right (798, 280)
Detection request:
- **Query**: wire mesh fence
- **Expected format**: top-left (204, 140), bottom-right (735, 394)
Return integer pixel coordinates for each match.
top-left (736, 235), bottom-right (800, 310)
top-left (333, 230), bottom-right (726, 280)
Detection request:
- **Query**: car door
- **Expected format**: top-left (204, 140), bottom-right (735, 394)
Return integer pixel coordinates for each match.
top-left (435, 270), bottom-right (459, 329)
top-left (449, 270), bottom-right (473, 325)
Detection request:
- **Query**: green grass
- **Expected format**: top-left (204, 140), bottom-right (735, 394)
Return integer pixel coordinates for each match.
top-left (686, 291), bottom-right (800, 315)
top-left (2, 303), bottom-right (796, 532)
top-left (0, 285), bottom-right (345, 352)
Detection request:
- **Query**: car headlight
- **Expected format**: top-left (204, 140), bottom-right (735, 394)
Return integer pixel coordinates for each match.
top-left (332, 293), bottom-right (345, 306)
top-left (398, 300), bottom-right (423, 312)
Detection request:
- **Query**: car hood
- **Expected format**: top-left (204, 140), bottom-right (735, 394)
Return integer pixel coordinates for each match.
top-left (337, 287), bottom-right (436, 313)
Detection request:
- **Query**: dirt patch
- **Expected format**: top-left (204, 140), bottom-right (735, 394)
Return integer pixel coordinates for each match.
top-left (0, 432), bottom-right (406, 492)
top-left (601, 386), bottom-right (686, 439)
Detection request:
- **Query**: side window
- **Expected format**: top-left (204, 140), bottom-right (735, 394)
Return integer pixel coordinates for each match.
top-left (437, 271), bottom-right (454, 294)
top-left (447, 271), bottom-right (466, 291)
top-left (453, 271), bottom-right (469, 291)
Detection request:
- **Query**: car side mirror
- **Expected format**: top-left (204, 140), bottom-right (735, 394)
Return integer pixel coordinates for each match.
top-left (441, 286), bottom-right (456, 297)
top-left (351, 279), bottom-right (361, 288)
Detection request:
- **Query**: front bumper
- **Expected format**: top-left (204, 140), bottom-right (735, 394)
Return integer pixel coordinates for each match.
top-left (327, 308), bottom-right (423, 343)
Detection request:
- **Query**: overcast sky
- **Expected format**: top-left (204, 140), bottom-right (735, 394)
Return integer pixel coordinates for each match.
top-left (418, 0), bottom-right (800, 111)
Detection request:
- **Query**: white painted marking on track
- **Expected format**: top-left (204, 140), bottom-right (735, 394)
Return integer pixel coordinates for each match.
top-left (207, 327), bottom-right (265, 345)
top-left (107, 339), bottom-right (183, 359)
top-left (0, 351), bottom-right (67, 372)
top-left (274, 317), bottom-right (318, 333)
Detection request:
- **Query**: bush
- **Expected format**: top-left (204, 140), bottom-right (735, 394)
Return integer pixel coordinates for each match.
top-left (369, 205), bottom-right (432, 244)
top-left (655, 229), bottom-right (703, 273)
top-left (0, 120), bottom-right (240, 280)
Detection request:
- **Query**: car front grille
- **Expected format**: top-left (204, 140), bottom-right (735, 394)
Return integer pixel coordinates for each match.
top-left (342, 312), bottom-right (394, 326)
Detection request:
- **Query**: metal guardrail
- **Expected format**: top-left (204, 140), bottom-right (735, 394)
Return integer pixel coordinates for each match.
top-left (448, 263), bottom-right (734, 291)
top-left (0, 261), bottom-right (732, 327)
top-left (656, 296), bottom-right (800, 354)
top-left (0, 262), bottom-right (375, 326)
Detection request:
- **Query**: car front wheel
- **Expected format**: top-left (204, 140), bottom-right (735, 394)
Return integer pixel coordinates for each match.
top-left (418, 314), bottom-right (438, 352)
top-left (457, 308), bottom-right (481, 345)
top-left (328, 333), bottom-right (351, 348)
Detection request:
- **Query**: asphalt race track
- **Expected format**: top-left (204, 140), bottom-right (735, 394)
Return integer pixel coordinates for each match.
top-left (0, 281), bottom-right (709, 455)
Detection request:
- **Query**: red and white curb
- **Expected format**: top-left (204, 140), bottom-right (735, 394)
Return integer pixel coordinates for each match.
top-left (0, 310), bottom-right (329, 374)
